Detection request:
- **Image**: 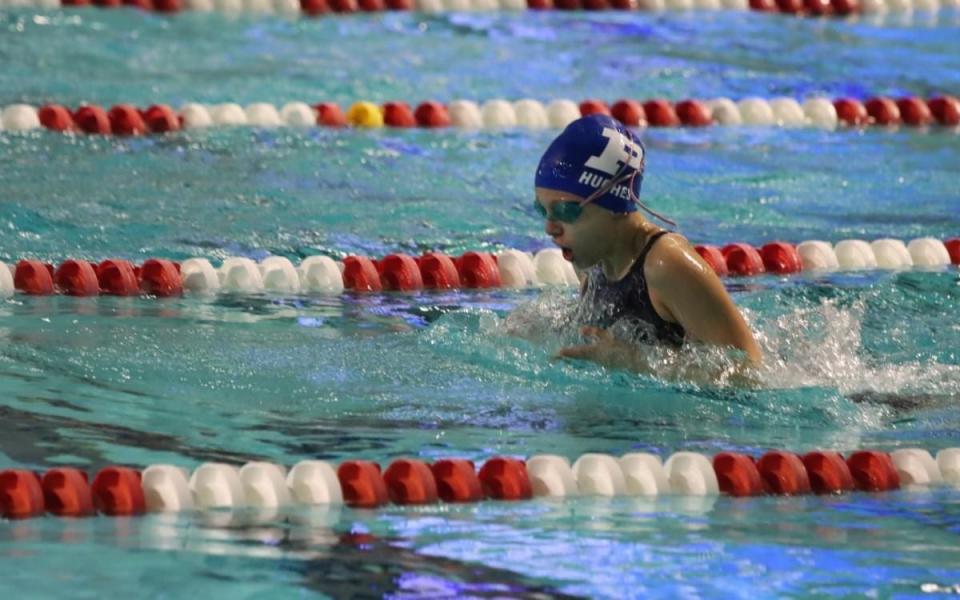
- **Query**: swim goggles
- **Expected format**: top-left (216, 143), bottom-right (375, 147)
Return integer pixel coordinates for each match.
top-left (533, 199), bottom-right (585, 223)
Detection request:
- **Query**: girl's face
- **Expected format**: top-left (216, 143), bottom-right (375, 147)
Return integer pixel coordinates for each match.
top-left (534, 187), bottom-right (618, 270)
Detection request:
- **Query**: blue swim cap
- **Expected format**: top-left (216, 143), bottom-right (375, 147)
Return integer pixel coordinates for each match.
top-left (535, 114), bottom-right (645, 214)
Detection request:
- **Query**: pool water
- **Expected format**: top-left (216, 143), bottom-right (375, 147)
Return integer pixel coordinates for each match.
top-left (2, 6), bottom-right (960, 598)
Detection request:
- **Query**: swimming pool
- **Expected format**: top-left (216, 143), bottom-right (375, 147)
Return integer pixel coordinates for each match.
top-left (2, 5), bottom-right (960, 598)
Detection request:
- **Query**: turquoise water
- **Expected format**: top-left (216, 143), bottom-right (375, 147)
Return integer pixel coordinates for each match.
top-left (2, 6), bottom-right (960, 598)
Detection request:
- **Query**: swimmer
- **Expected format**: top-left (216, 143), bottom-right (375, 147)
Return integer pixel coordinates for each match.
top-left (534, 114), bottom-right (762, 372)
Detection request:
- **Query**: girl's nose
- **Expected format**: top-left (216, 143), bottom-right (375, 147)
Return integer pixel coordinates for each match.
top-left (545, 219), bottom-right (562, 237)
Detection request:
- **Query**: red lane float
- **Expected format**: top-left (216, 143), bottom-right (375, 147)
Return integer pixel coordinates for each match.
top-left (579, 99), bottom-right (611, 118)
top-left (91, 467), bottom-right (145, 516)
top-left (834, 98), bottom-right (870, 126)
top-left (14, 260), bottom-right (55, 295)
top-left (54, 259), bottom-right (100, 296)
top-left (418, 253), bottom-right (461, 289)
top-left (759, 242), bottom-right (802, 274)
top-left (610, 99), bottom-right (646, 127)
top-left (0, 470), bottom-right (45, 520)
top-left (343, 256), bottom-right (383, 292)
top-left (846, 451), bottom-right (900, 492)
top-left (39, 105), bottom-right (76, 132)
top-left (928, 96), bottom-right (960, 127)
top-left (414, 102), bottom-right (451, 128)
top-left (946, 238), bottom-right (960, 264)
top-left (383, 459), bottom-right (438, 505)
top-left (713, 452), bottom-right (764, 497)
top-left (315, 103), bottom-right (347, 127)
top-left (865, 97), bottom-right (901, 126)
top-left (142, 105), bottom-right (181, 133)
top-left (300, 0), bottom-right (330, 14)
top-left (382, 102), bottom-right (416, 128)
top-left (97, 259), bottom-right (140, 296)
top-left (643, 99), bottom-right (681, 127)
top-left (455, 252), bottom-right (501, 288)
top-left (756, 451), bottom-right (812, 495)
top-left (74, 105), bottom-right (112, 135)
top-left (721, 243), bottom-right (765, 277)
top-left (337, 461), bottom-right (389, 508)
top-left (802, 451), bottom-right (855, 494)
top-left (675, 99), bottom-right (712, 127)
top-left (42, 468), bottom-right (95, 517)
top-left (478, 457), bottom-right (531, 501)
top-left (431, 459), bottom-right (484, 503)
top-left (108, 105), bottom-right (148, 136)
top-left (694, 245), bottom-right (729, 277)
top-left (140, 259), bottom-right (182, 297)
top-left (897, 97), bottom-right (934, 127)
top-left (378, 254), bottom-right (423, 291)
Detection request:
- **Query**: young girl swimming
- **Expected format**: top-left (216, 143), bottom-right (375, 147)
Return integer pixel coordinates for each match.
top-left (534, 114), bottom-right (762, 371)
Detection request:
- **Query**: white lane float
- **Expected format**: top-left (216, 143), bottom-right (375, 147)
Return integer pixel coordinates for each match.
top-left (834, 240), bottom-right (878, 270)
top-left (572, 453), bottom-right (628, 497)
top-left (219, 257), bottom-right (265, 293)
top-left (142, 465), bottom-right (194, 512)
top-left (189, 463), bottom-right (246, 509)
top-left (497, 249), bottom-right (538, 288)
top-left (260, 256), bottom-right (301, 293)
top-left (526, 455), bottom-right (579, 498)
top-left (663, 452), bottom-right (719, 495)
top-left (907, 238), bottom-right (951, 267)
top-left (1, 104), bottom-right (41, 132)
top-left (447, 100), bottom-right (483, 130)
top-left (480, 99), bottom-right (517, 129)
top-left (298, 256), bottom-right (345, 294)
top-left (546, 99), bottom-right (581, 129)
top-left (619, 453), bottom-right (669, 496)
top-left (871, 239), bottom-right (914, 269)
top-left (287, 461), bottom-right (343, 504)
top-left (797, 240), bottom-right (840, 271)
top-left (180, 258), bottom-right (221, 293)
top-left (890, 449), bottom-right (943, 488)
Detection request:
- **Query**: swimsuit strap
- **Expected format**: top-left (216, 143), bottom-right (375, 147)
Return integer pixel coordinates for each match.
top-left (635, 230), bottom-right (672, 272)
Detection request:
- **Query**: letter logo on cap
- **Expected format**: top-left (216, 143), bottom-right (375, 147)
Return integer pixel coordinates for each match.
top-left (584, 127), bottom-right (644, 176)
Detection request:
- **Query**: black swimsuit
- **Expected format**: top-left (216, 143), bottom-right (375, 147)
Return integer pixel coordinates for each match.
top-left (578, 231), bottom-right (686, 346)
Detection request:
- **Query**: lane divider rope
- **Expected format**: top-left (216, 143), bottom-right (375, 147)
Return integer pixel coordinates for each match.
top-left (2, 96), bottom-right (959, 135)
top-left (2, 0), bottom-right (957, 17)
top-left (2, 448), bottom-right (958, 519)
top-left (1, 238), bottom-right (958, 298)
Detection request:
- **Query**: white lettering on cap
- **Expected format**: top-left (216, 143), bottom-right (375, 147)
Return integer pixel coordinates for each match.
top-left (584, 127), bottom-right (644, 176)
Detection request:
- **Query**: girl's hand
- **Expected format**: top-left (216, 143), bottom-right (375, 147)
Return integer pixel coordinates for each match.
top-left (555, 326), bottom-right (640, 371)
